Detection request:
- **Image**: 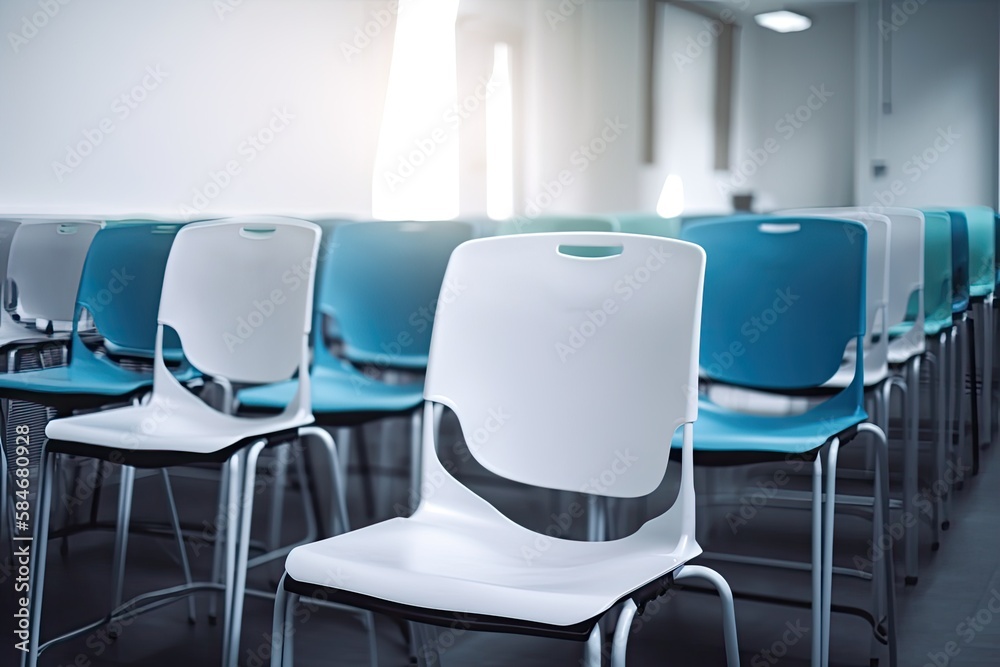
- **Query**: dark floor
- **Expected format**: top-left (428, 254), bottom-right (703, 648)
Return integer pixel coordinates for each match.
top-left (3, 407), bottom-right (1000, 667)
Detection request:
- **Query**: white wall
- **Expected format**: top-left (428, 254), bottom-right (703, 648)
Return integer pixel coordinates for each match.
top-left (854, 0), bottom-right (999, 209)
top-left (731, 2), bottom-right (857, 211)
top-left (0, 0), bottom-right (395, 219)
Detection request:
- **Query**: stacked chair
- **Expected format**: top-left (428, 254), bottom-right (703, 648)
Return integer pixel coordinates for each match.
top-left (26, 217), bottom-right (348, 667)
top-left (9, 204), bottom-right (998, 667)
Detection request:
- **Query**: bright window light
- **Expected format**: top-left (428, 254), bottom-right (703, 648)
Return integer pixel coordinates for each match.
top-left (372, 0), bottom-right (460, 220)
top-left (754, 10), bottom-right (812, 33)
top-left (486, 43), bottom-right (514, 221)
top-left (656, 174), bottom-right (685, 218)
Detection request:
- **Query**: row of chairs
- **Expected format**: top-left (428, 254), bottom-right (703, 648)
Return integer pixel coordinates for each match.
top-left (1, 207), bottom-right (997, 667)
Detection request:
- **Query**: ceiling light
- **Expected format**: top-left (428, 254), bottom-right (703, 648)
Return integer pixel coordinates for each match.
top-left (754, 10), bottom-right (812, 33)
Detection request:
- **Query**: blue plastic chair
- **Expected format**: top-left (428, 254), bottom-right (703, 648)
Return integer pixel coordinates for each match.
top-left (238, 220), bottom-right (473, 515)
top-left (677, 215), bottom-right (896, 667)
top-left (937, 210), bottom-right (981, 475)
top-left (0, 222), bottom-right (194, 412)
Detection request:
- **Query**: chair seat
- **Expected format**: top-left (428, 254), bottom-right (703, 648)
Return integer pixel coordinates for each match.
top-left (0, 347), bottom-right (197, 409)
top-left (970, 284), bottom-right (994, 299)
top-left (46, 390), bottom-right (311, 456)
top-left (238, 362), bottom-right (422, 415)
top-left (284, 501), bottom-right (699, 628)
top-left (891, 316), bottom-right (950, 338)
top-left (820, 356), bottom-right (888, 389)
top-left (672, 398), bottom-right (867, 455)
top-left (887, 333), bottom-right (925, 364)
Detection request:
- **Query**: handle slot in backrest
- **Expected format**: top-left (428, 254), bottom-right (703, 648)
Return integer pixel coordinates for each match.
top-left (758, 222), bottom-right (800, 234)
top-left (57, 224), bottom-right (79, 235)
top-left (239, 226), bottom-right (277, 239)
top-left (557, 244), bottom-right (624, 258)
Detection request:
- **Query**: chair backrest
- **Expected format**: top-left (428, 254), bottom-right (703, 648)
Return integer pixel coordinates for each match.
top-left (75, 222), bottom-right (184, 355)
top-left (780, 208), bottom-right (891, 377)
top-left (920, 210), bottom-right (954, 330)
top-left (496, 214), bottom-right (617, 236)
top-left (874, 209), bottom-right (925, 332)
top-left (681, 215), bottom-right (866, 396)
top-left (7, 220), bottom-right (103, 324)
top-left (156, 216), bottom-right (320, 385)
top-left (319, 220), bottom-right (473, 370)
top-left (939, 209), bottom-right (970, 313)
top-left (995, 211), bottom-right (1000, 287)
top-left (956, 206), bottom-right (995, 298)
top-left (424, 232), bottom-right (705, 498)
top-left (614, 212), bottom-right (681, 239)
top-left (0, 220), bottom-right (20, 293)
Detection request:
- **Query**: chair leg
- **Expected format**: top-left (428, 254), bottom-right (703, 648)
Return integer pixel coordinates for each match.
top-left (821, 437), bottom-right (841, 667)
top-left (812, 453), bottom-right (823, 667)
top-left (904, 356), bottom-right (921, 585)
top-left (966, 315), bottom-right (981, 473)
top-left (267, 444), bottom-right (290, 552)
top-left (110, 465), bottom-right (136, 614)
top-left (271, 574), bottom-right (295, 667)
top-left (585, 622), bottom-right (603, 667)
top-left (209, 461), bottom-right (231, 625)
top-left (227, 440), bottom-right (267, 667)
top-left (609, 599), bottom-right (637, 667)
top-left (361, 610), bottom-right (379, 667)
top-left (300, 426), bottom-right (349, 535)
top-left (24, 451), bottom-right (54, 667)
top-left (859, 423), bottom-right (898, 667)
top-left (352, 425), bottom-right (377, 519)
top-left (409, 408), bottom-right (422, 515)
top-left (221, 454), bottom-right (242, 667)
top-left (160, 469), bottom-right (197, 624)
top-left (937, 332), bottom-right (951, 531)
top-left (674, 565), bottom-right (740, 667)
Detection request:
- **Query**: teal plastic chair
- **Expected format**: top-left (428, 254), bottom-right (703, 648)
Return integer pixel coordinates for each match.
top-left (955, 207), bottom-right (996, 451)
top-left (943, 210), bottom-right (971, 314)
top-left (676, 215), bottom-right (896, 667)
top-left (959, 206), bottom-right (996, 300)
top-left (613, 212), bottom-right (681, 238)
top-left (0, 222), bottom-right (194, 412)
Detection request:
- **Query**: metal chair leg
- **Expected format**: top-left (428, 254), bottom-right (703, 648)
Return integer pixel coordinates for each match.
top-left (267, 444), bottom-right (290, 552)
top-left (270, 573), bottom-right (294, 667)
top-left (821, 437), bottom-right (841, 667)
top-left (160, 469), bottom-right (197, 624)
top-left (209, 461), bottom-right (231, 625)
top-left (585, 622), bottom-right (603, 667)
top-left (858, 423), bottom-right (897, 667)
top-left (110, 465), bottom-right (136, 612)
top-left (812, 454), bottom-right (823, 667)
top-left (904, 355), bottom-right (921, 584)
top-left (24, 451), bottom-right (55, 667)
top-left (409, 408), bottom-right (422, 515)
top-left (226, 440), bottom-right (267, 667)
top-left (221, 453), bottom-right (242, 667)
top-left (300, 426), bottom-right (349, 535)
top-left (674, 566), bottom-right (741, 667)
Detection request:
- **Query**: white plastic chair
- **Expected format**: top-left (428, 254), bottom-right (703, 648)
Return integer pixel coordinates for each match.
top-left (3, 219), bottom-right (103, 358)
top-left (1, 219), bottom-right (101, 557)
top-left (269, 232), bottom-right (740, 667)
top-left (32, 217), bottom-right (356, 667)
